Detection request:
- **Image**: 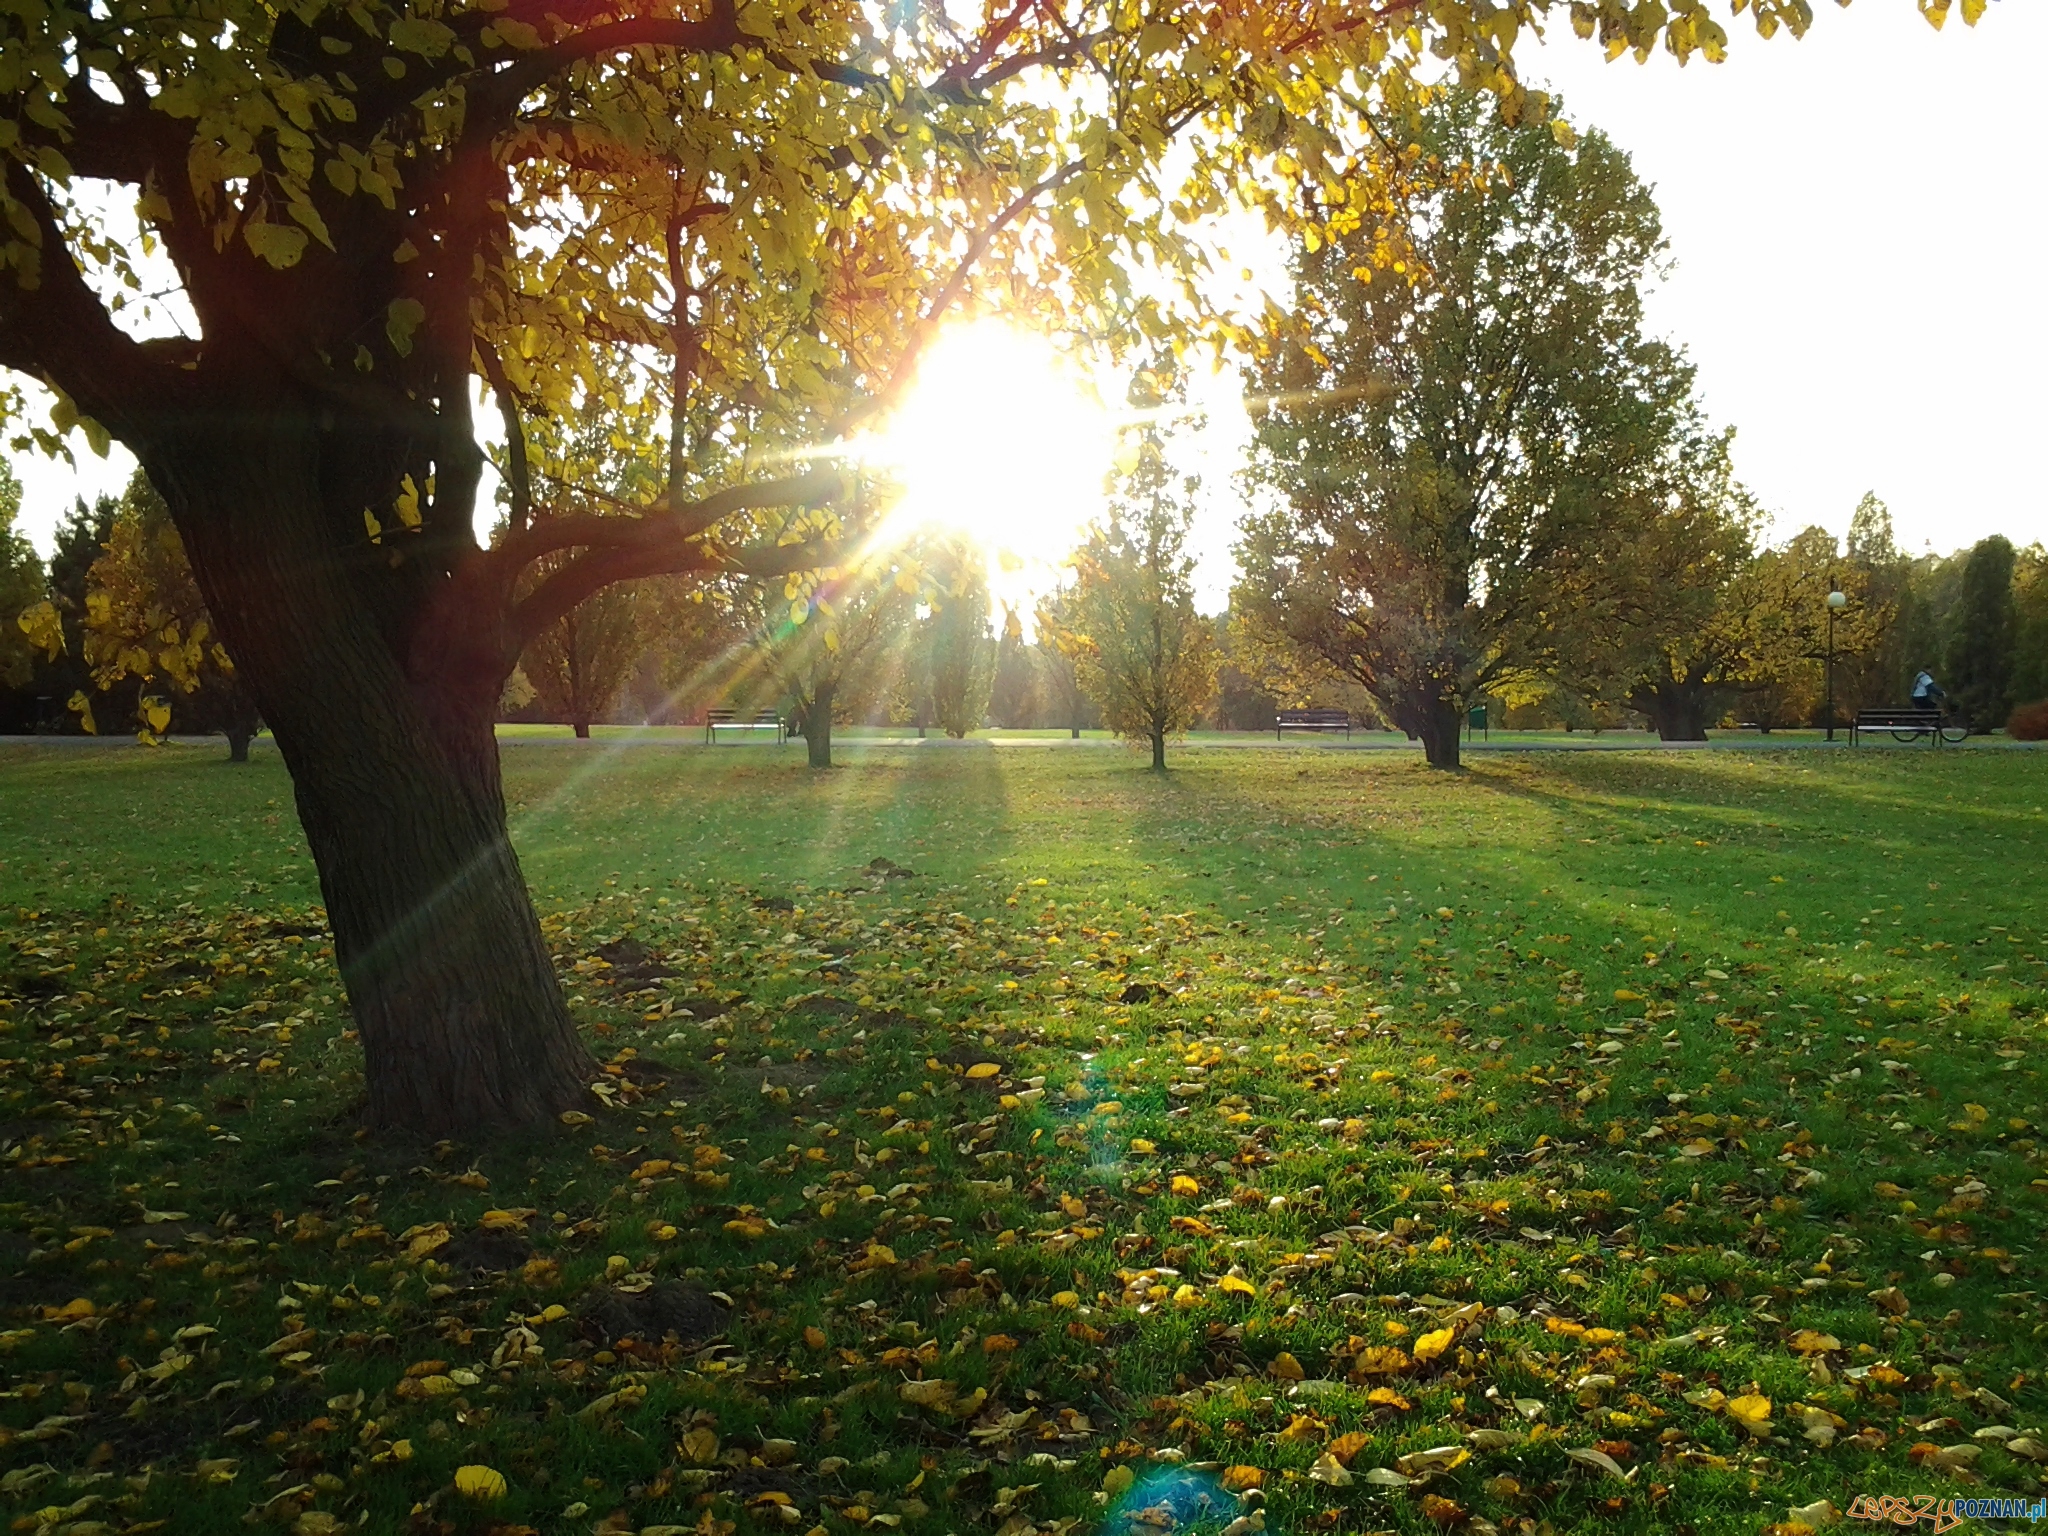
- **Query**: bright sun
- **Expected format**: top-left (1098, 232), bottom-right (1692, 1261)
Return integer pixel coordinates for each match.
top-left (864, 321), bottom-right (1116, 617)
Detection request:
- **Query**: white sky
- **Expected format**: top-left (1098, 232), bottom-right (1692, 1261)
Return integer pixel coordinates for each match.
top-left (10, 2), bottom-right (2043, 598)
top-left (1526, 0), bottom-right (2048, 557)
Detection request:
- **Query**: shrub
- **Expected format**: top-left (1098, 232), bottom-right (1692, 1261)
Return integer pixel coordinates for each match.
top-left (2006, 700), bottom-right (2048, 741)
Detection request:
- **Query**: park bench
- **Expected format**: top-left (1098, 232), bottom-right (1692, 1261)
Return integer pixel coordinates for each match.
top-left (704, 708), bottom-right (787, 745)
top-left (1277, 708), bottom-right (1351, 739)
top-left (1851, 707), bottom-right (1963, 746)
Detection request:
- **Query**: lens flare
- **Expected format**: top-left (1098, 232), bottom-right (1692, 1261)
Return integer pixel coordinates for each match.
top-left (865, 321), bottom-right (1116, 620)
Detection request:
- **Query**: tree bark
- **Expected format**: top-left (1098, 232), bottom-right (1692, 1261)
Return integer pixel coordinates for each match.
top-left (1635, 682), bottom-right (1709, 742)
top-left (148, 428), bottom-right (598, 1135)
top-left (573, 718), bottom-right (591, 739)
top-left (807, 675), bottom-right (835, 768)
top-left (1415, 695), bottom-right (1463, 770)
top-left (1151, 729), bottom-right (1166, 771)
top-left (225, 725), bottom-right (253, 763)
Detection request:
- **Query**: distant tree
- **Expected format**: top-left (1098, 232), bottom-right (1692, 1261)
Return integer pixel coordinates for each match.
top-left (1206, 613), bottom-right (1281, 732)
top-left (1845, 492), bottom-right (1899, 564)
top-left (771, 554), bottom-right (920, 769)
top-left (25, 471), bottom-right (261, 756)
top-left (1728, 526), bottom-right (1889, 731)
top-left (920, 540), bottom-right (994, 738)
top-left (1836, 494), bottom-right (1919, 712)
top-left (988, 608), bottom-right (1037, 729)
top-left (2011, 548), bottom-right (2048, 710)
top-left (1054, 449), bottom-right (1216, 770)
top-left (521, 574), bottom-right (646, 739)
top-left (1238, 91), bottom-right (1697, 768)
top-left (1586, 435), bottom-right (1761, 740)
top-left (0, 463), bottom-right (43, 706)
top-left (1946, 535), bottom-right (2018, 731)
top-left (22, 493), bottom-right (118, 730)
top-left (1028, 595), bottom-right (1094, 740)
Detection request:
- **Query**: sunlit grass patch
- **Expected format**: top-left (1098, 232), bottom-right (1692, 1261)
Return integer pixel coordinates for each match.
top-left (0, 744), bottom-right (2043, 1534)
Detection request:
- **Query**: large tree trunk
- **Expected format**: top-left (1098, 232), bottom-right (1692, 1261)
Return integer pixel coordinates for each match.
top-left (1637, 682), bottom-right (1709, 742)
top-left (807, 675), bottom-right (835, 768)
top-left (1415, 696), bottom-right (1463, 770)
top-left (572, 718), bottom-right (591, 739)
top-left (1151, 729), bottom-right (1166, 771)
top-left (148, 429), bottom-right (598, 1135)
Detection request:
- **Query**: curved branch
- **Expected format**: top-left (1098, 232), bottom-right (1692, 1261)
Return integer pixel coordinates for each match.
top-left (499, 466), bottom-right (843, 568)
top-left (466, 0), bottom-right (745, 137)
top-left (505, 468), bottom-right (843, 647)
top-left (477, 340), bottom-right (533, 534)
top-left (0, 163), bottom-right (174, 445)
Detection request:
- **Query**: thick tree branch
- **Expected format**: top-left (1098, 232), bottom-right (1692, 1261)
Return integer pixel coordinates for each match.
top-left (466, 0), bottom-right (745, 137)
top-left (504, 469), bottom-right (843, 648)
top-left (498, 466), bottom-right (843, 572)
top-left (478, 340), bottom-right (533, 534)
top-left (0, 163), bottom-right (172, 445)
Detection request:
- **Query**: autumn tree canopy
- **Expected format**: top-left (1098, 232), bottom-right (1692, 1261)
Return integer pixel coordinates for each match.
top-left (1236, 91), bottom-right (1701, 768)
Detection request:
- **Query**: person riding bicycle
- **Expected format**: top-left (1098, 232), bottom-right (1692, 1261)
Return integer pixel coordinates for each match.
top-left (1911, 671), bottom-right (1946, 710)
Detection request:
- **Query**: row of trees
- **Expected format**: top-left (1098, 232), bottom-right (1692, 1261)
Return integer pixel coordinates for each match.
top-left (1224, 94), bottom-right (2047, 766)
top-left (14, 90), bottom-right (2045, 774)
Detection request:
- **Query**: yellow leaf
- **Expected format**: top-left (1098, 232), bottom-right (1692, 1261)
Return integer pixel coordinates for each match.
top-left (1350, 1345), bottom-right (1412, 1375)
top-left (1329, 1430), bottom-right (1373, 1463)
top-left (1051, 1290), bottom-right (1080, 1308)
top-left (1269, 1351), bottom-right (1304, 1381)
top-left (1788, 1330), bottom-right (1841, 1355)
top-left (16, 600), bottom-right (64, 659)
top-left (681, 1428), bottom-right (719, 1464)
top-left (1367, 1387), bottom-right (1412, 1410)
top-left (558, 1110), bottom-right (593, 1126)
top-left (965, 1062), bottom-right (1001, 1079)
top-left (1130, 1138), bottom-right (1156, 1154)
top-left (1412, 1326), bottom-right (1455, 1363)
top-left (244, 220), bottom-right (309, 269)
top-left (1728, 1393), bottom-right (1774, 1436)
top-left (454, 1464), bottom-right (507, 1501)
top-left (67, 690), bottom-right (97, 734)
top-left (1170, 1174), bottom-right (1200, 1196)
top-left (1217, 1274), bottom-right (1257, 1297)
top-left (1220, 1466), bottom-right (1264, 1492)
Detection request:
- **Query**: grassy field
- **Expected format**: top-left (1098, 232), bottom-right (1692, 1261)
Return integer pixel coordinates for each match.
top-left (1, 742), bottom-right (2045, 1536)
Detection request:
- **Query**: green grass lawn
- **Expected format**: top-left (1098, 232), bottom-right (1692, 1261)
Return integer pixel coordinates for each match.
top-left (2, 742), bottom-right (2045, 1536)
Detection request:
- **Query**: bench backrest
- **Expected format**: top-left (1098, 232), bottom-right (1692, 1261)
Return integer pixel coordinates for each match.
top-left (1856, 708), bottom-right (1939, 723)
top-left (1278, 708), bottom-right (1349, 725)
top-left (753, 710), bottom-right (781, 724)
top-left (705, 708), bottom-right (737, 724)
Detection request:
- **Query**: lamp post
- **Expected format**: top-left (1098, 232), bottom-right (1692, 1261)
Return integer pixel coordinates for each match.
top-left (1824, 578), bottom-right (1847, 741)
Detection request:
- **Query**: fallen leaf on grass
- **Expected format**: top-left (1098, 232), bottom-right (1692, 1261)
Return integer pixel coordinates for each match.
top-left (454, 1464), bottom-right (507, 1501)
top-left (1787, 1330), bottom-right (1840, 1355)
top-left (1328, 1431), bottom-right (1372, 1464)
top-left (1727, 1394), bottom-right (1774, 1437)
top-left (1412, 1326), bottom-right (1455, 1363)
top-left (1564, 1446), bottom-right (1630, 1481)
top-left (1308, 1453), bottom-right (1353, 1486)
